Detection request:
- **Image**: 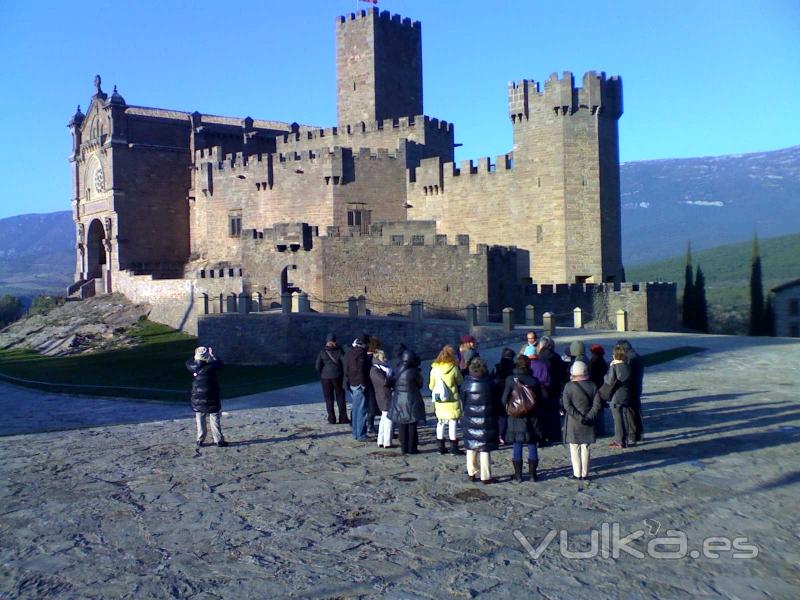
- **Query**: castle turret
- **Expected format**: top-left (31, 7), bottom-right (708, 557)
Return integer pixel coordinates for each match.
top-left (507, 71), bottom-right (624, 284)
top-left (336, 8), bottom-right (423, 126)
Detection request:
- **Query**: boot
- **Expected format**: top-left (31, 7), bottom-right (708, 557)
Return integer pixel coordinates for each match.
top-left (437, 438), bottom-right (447, 455)
top-left (512, 460), bottom-right (523, 483)
top-left (449, 439), bottom-right (463, 455)
top-left (528, 460), bottom-right (539, 482)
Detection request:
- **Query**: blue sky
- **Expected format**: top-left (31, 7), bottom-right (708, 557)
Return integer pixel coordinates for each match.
top-left (0, 0), bottom-right (797, 219)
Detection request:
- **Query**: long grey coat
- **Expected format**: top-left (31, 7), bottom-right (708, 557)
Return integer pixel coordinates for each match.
top-left (562, 380), bottom-right (602, 444)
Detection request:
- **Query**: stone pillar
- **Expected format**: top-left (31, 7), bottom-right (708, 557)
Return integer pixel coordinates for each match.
top-left (573, 307), bottom-right (583, 328)
top-left (357, 294), bottom-right (367, 317)
top-left (238, 292), bottom-right (250, 314)
top-left (348, 296), bottom-right (358, 318)
top-left (525, 304), bottom-right (536, 326)
top-left (465, 304), bottom-right (477, 329)
top-left (477, 302), bottom-right (489, 324)
top-left (297, 292), bottom-right (310, 313)
top-left (253, 292), bottom-right (263, 312)
top-left (281, 292), bottom-right (292, 315)
top-left (502, 307), bottom-right (514, 331)
top-left (226, 294), bottom-right (237, 313)
top-left (410, 300), bottom-right (424, 322)
top-left (543, 312), bottom-right (556, 336)
top-left (616, 309), bottom-right (628, 332)
top-left (291, 291), bottom-right (301, 313)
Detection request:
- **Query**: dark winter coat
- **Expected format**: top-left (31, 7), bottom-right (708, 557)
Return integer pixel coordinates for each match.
top-left (388, 350), bottom-right (426, 424)
top-left (369, 360), bottom-right (393, 413)
top-left (562, 380), bottom-right (602, 444)
top-left (389, 343), bottom-right (407, 374)
top-left (538, 347), bottom-right (567, 396)
top-left (589, 353), bottom-right (609, 389)
top-left (345, 345), bottom-right (370, 387)
top-left (186, 358), bottom-right (224, 413)
top-left (602, 361), bottom-right (633, 407)
top-left (461, 375), bottom-right (500, 452)
top-left (492, 357), bottom-right (515, 406)
top-left (501, 368), bottom-right (544, 444)
top-left (315, 345), bottom-right (345, 380)
top-left (626, 349), bottom-right (645, 406)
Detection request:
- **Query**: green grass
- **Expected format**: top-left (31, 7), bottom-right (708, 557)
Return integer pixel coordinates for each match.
top-left (641, 346), bottom-right (706, 367)
top-left (0, 319), bottom-right (316, 401)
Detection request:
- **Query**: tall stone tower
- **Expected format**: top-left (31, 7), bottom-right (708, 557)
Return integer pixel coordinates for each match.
top-left (508, 71), bottom-right (624, 283)
top-left (336, 8), bottom-right (423, 125)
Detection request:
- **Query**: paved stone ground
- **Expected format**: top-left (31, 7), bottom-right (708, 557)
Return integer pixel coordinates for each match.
top-left (1, 331), bottom-right (799, 599)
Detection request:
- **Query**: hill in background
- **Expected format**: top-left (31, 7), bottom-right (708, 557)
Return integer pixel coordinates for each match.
top-left (627, 233), bottom-right (800, 334)
top-left (0, 211), bottom-right (73, 303)
top-left (622, 145), bottom-right (800, 264)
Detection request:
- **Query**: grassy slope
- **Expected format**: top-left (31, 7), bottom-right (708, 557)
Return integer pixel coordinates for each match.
top-left (0, 320), bottom-right (315, 401)
top-left (626, 233), bottom-right (800, 333)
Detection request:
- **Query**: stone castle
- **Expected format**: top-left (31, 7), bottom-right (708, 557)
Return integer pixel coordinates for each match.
top-left (67, 8), bottom-right (676, 334)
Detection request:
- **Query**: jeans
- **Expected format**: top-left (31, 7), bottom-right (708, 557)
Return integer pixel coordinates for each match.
top-left (195, 412), bottom-right (223, 444)
top-left (512, 441), bottom-right (538, 462)
top-left (350, 385), bottom-right (368, 440)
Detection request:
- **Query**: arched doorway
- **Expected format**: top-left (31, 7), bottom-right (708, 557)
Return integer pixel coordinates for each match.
top-left (86, 219), bottom-right (106, 279)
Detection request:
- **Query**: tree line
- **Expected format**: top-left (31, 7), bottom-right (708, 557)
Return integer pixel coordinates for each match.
top-left (681, 235), bottom-right (775, 336)
top-left (0, 295), bottom-right (64, 328)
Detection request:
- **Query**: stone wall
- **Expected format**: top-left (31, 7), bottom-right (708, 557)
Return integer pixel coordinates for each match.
top-left (198, 311), bottom-right (522, 366)
top-left (516, 282), bottom-right (677, 332)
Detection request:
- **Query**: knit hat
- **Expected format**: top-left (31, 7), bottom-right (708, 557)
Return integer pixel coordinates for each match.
top-left (590, 344), bottom-right (605, 356)
top-left (326, 332), bottom-right (336, 343)
top-left (570, 361), bottom-right (588, 377)
top-left (569, 340), bottom-right (586, 357)
top-left (460, 334), bottom-right (476, 344)
top-left (194, 346), bottom-right (210, 362)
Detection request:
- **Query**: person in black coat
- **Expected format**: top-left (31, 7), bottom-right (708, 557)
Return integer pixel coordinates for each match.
top-left (601, 344), bottom-right (637, 448)
top-left (387, 349), bottom-right (425, 455)
top-left (535, 337), bottom-right (566, 445)
top-left (492, 348), bottom-right (515, 444)
top-left (186, 346), bottom-right (227, 447)
top-left (462, 358), bottom-right (500, 484)
top-left (315, 333), bottom-right (348, 424)
top-left (562, 361), bottom-right (602, 480)
top-left (502, 355), bottom-right (544, 482)
top-left (588, 344), bottom-right (609, 437)
top-left (618, 339), bottom-right (645, 441)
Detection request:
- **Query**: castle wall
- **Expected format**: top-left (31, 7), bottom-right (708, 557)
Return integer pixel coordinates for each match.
top-left (198, 312), bottom-right (521, 366)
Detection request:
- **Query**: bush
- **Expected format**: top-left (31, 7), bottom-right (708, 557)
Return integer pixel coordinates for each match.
top-left (28, 295), bottom-right (64, 317)
top-left (0, 295), bottom-right (23, 328)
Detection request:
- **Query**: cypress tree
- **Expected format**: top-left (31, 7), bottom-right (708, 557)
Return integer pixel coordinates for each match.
top-left (694, 265), bottom-right (709, 333)
top-left (682, 242), bottom-right (695, 329)
top-left (749, 235), bottom-right (765, 336)
top-left (764, 295), bottom-right (775, 337)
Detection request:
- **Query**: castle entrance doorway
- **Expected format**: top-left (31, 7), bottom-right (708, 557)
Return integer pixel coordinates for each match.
top-left (86, 219), bottom-right (107, 280)
top-left (280, 264), bottom-right (299, 295)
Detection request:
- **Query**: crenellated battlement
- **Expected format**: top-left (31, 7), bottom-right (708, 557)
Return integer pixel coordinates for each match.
top-left (508, 71), bottom-right (623, 122)
top-left (277, 115), bottom-right (452, 153)
top-left (337, 8), bottom-right (420, 30)
top-left (523, 281), bottom-right (676, 296)
top-left (408, 153), bottom-right (514, 192)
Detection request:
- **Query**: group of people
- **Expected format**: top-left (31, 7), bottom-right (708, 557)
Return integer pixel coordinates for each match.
top-left (313, 331), bottom-right (646, 484)
top-left (182, 329), bottom-right (644, 485)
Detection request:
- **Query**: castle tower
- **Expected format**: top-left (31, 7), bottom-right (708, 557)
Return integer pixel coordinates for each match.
top-left (336, 8), bottom-right (423, 126)
top-left (508, 71), bottom-right (624, 283)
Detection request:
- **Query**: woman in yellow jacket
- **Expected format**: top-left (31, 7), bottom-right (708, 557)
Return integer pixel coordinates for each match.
top-left (429, 345), bottom-right (464, 455)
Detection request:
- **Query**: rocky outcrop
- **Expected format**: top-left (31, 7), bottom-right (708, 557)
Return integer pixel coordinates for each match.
top-left (0, 294), bottom-right (150, 356)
